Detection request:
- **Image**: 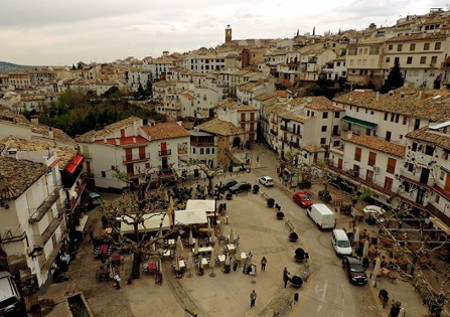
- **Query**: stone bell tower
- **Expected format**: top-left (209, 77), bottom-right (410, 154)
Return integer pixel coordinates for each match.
top-left (225, 25), bottom-right (232, 43)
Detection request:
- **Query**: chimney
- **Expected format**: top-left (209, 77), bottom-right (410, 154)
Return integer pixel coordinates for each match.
top-left (115, 139), bottom-right (120, 146)
top-left (103, 137), bottom-right (107, 144)
top-left (148, 120), bottom-right (156, 127)
top-left (133, 137), bottom-right (136, 144)
top-left (347, 131), bottom-right (353, 139)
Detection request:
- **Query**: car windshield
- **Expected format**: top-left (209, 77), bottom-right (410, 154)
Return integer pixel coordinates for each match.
top-left (350, 265), bottom-right (365, 273)
top-left (338, 241), bottom-right (350, 248)
top-left (300, 196), bottom-right (310, 201)
top-left (266, 179), bottom-right (273, 182)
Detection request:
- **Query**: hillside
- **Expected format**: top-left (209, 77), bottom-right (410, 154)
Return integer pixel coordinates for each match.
top-left (0, 61), bottom-right (36, 74)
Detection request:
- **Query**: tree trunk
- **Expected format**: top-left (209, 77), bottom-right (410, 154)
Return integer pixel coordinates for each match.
top-left (131, 251), bottom-right (141, 279)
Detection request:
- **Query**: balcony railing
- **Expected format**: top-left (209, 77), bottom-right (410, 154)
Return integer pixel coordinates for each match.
top-left (159, 149), bottom-right (172, 156)
top-left (29, 187), bottom-right (60, 224)
top-left (123, 153), bottom-right (150, 163)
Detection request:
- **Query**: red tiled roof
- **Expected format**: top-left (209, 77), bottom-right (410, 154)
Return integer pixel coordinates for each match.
top-left (141, 122), bottom-right (190, 141)
top-left (343, 135), bottom-right (406, 157)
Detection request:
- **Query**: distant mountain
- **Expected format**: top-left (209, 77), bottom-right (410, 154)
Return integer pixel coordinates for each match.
top-left (0, 61), bottom-right (37, 74)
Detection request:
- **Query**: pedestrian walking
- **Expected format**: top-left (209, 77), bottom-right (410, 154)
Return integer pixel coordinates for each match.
top-left (250, 290), bottom-right (257, 307)
top-left (283, 267), bottom-right (290, 288)
top-left (261, 257), bottom-right (267, 271)
top-left (233, 258), bottom-right (238, 271)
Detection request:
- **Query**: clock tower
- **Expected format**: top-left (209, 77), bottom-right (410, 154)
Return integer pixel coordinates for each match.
top-left (225, 25), bottom-right (232, 43)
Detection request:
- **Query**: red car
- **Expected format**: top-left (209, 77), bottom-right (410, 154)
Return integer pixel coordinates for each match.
top-left (293, 192), bottom-right (312, 208)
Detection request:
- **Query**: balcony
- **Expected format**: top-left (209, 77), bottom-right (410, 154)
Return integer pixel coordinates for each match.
top-left (29, 187), bottom-right (60, 224)
top-left (39, 212), bottom-right (64, 247)
top-left (68, 183), bottom-right (87, 211)
top-left (159, 149), bottom-right (172, 156)
top-left (123, 153), bottom-right (150, 163)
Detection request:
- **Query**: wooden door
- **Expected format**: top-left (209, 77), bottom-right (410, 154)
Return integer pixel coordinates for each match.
top-left (338, 158), bottom-right (343, 169)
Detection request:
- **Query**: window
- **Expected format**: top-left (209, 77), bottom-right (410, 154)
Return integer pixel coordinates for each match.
top-left (435, 194), bottom-right (440, 204)
top-left (322, 112), bottom-right (328, 119)
top-left (354, 147), bottom-right (362, 162)
top-left (407, 57), bottom-right (413, 64)
top-left (424, 42), bottom-right (430, 50)
top-left (431, 56), bottom-right (437, 64)
top-left (440, 171), bottom-right (445, 181)
top-left (386, 158), bottom-right (396, 174)
top-left (388, 44), bottom-right (393, 50)
top-left (420, 56), bottom-right (426, 64)
top-left (334, 112), bottom-right (340, 118)
top-left (384, 177), bottom-right (393, 191)
top-left (200, 148), bottom-right (204, 154)
top-left (411, 142), bottom-right (418, 151)
top-left (212, 148), bottom-right (215, 154)
top-left (397, 44), bottom-right (403, 52)
top-left (425, 145), bottom-right (435, 156)
top-left (435, 42), bottom-right (441, 50)
top-left (385, 57), bottom-right (390, 63)
top-left (391, 113), bottom-right (395, 122)
top-left (410, 43), bottom-right (416, 51)
top-left (395, 114), bottom-right (399, 123)
top-left (368, 152), bottom-right (377, 166)
top-left (101, 171), bottom-right (106, 178)
top-left (320, 138), bottom-right (326, 145)
top-left (192, 148), bottom-right (196, 154)
top-left (206, 148), bottom-right (210, 154)
top-left (394, 57), bottom-right (400, 64)
top-left (386, 131), bottom-right (392, 142)
top-left (414, 118), bottom-right (421, 130)
top-left (145, 163), bottom-right (150, 168)
top-left (321, 126), bottom-right (327, 132)
top-left (384, 112), bottom-right (388, 120)
top-left (402, 116), bottom-right (407, 125)
top-left (400, 135), bottom-right (403, 139)
top-left (366, 170), bottom-right (374, 182)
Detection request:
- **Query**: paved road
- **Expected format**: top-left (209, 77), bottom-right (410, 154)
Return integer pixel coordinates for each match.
top-left (241, 144), bottom-right (382, 317)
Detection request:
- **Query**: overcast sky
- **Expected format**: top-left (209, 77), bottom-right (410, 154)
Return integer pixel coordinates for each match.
top-left (0, 0), bottom-right (445, 65)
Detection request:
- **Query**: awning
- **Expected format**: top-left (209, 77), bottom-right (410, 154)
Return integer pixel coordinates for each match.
top-left (429, 216), bottom-right (450, 236)
top-left (174, 209), bottom-right (208, 225)
top-left (72, 154), bottom-right (84, 165)
top-left (185, 200), bottom-right (216, 212)
top-left (65, 163), bottom-right (77, 174)
top-left (341, 116), bottom-right (377, 129)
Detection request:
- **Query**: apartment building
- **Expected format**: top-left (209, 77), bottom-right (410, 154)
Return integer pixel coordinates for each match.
top-left (76, 118), bottom-right (190, 191)
top-left (189, 129), bottom-right (218, 169)
top-left (383, 33), bottom-right (450, 88)
top-left (216, 98), bottom-right (259, 143)
top-left (402, 122), bottom-right (450, 223)
top-left (345, 38), bottom-right (387, 88)
top-left (0, 151), bottom-right (66, 287)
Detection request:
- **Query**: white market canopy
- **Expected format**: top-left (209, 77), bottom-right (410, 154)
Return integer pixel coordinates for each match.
top-left (174, 209), bottom-right (208, 226)
top-left (185, 199), bottom-right (216, 212)
top-left (119, 212), bottom-right (170, 234)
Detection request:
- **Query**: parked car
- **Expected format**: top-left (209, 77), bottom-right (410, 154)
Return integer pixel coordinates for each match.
top-left (259, 176), bottom-right (274, 187)
top-left (293, 192), bottom-right (312, 208)
top-left (229, 182), bottom-right (252, 193)
top-left (221, 179), bottom-right (238, 190)
top-left (332, 229), bottom-right (353, 256)
top-left (342, 256), bottom-right (368, 285)
top-left (306, 204), bottom-right (336, 230)
top-left (0, 271), bottom-right (23, 317)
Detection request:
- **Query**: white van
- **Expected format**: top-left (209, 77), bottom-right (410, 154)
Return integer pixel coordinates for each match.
top-left (307, 204), bottom-right (336, 230)
top-left (0, 271), bottom-right (22, 316)
top-left (331, 229), bottom-right (353, 256)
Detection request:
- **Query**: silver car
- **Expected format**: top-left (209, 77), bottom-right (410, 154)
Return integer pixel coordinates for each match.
top-left (258, 176), bottom-right (274, 187)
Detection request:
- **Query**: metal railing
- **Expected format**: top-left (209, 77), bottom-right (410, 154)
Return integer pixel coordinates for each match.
top-left (159, 149), bottom-right (172, 156)
top-left (122, 153), bottom-right (150, 162)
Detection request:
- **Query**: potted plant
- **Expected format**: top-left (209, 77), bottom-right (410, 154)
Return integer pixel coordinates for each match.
top-left (253, 184), bottom-right (260, 194)
top-left (389, 300), bottom-right (401, 317)
top-left (289, 231), bottom-right (298, 242)
top-left (276, 211), bottom-right (284, 220)
top-left (226, 193), bottom-right (233, 200)
top-left (294, 248), bottom-right (305, 262)
top-left (267, 198), bottom-right (275, 208)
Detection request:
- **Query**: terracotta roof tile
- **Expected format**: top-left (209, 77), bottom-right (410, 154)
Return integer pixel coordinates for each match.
top-left (76, 116), bottom-right (142, 143)
top-left (343, 135), bottom-right (406, 157)
top-left (333, 89), bottom-right (450, 121)
top-left (0, 156), bottom-right (47, 200)
top-left (406, 126), bottom-right (450, 150)
top-left (141, 122), bottom-right (190, 141)
top-left (0, 136), bottom-right (77, 169)
top-left (196, 119), bottom-right (245, 136)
